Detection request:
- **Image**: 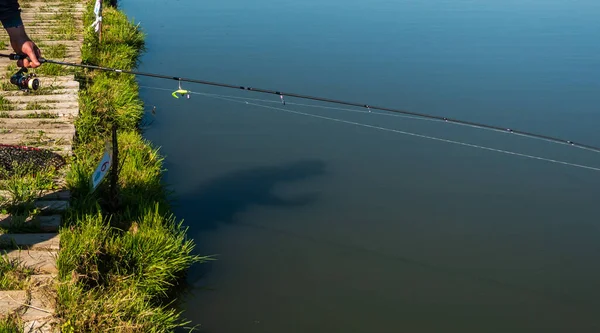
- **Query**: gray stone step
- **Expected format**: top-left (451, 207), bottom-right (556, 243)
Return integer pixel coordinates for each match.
top-left (10, 102), bottom-right (79, 111)
top-left (0, 215), bottom-right (61, 233)
top-left (5, 94), bottom-right (78, 103)
top-left (1, 250), bottom-right (58, 274)
top-left (0, 109), bottom-right (79, 118)
top-left (20, 14), bottom-right (83, 20)
top-left (33, 40), bottom-right (82, 47)
top-left (0, 118), bottom-right (74, 130)
top-left (23, 2), bottom-right (83, 7)
top-left (27, 274), bottom-right (56, 287)
top-left (0, 190), bottom-right (70, 201)
top-left (28, 30), bottom-right (85, 36)
top-left (24, 318), bottom-right (59, 333)
top-left (0, 129), bottom-right (74, 138)
top-left (0, 233), bottom-right (60, 250)
top-left (39, 190), bottom-right (70, 200)
top-left (37, 77), bottom-right (79, 85)
top-left (0, 89), bottom-right (80, 97)
top-left (34, 200), bottom-right (69, 213)
top-left (22, 289), bottom-right (55, 323)
top-left (0, 290), bottom-right (26, 316)
top-left (0, 84), bottom-right (66, 92)
top-left (0, 131), bottom-right (75, 147)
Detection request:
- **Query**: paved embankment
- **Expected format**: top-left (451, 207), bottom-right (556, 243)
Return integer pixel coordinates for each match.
top-left (0, 0), bottom-right (84, 332)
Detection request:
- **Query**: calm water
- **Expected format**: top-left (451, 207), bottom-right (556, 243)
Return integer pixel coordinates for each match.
top-left (121, 0), bottom-right (600, 331)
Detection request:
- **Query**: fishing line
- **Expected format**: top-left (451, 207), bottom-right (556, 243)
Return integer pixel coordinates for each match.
top-left (140, 85), bottom-right (437, 121)
top-left (139, 85), bottom-right (600, 154)
top-left (195, 93), bottom-right (600, 172)
top-left (142, 85), bottom-right (449, 119)
top-left (2, 52), bottom-right (598, 154)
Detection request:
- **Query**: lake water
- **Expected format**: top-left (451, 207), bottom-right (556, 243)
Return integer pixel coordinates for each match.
top-left (121, 0), bottom-right (600, 331)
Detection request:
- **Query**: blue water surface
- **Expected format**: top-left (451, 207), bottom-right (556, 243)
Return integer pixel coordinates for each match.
top-left (120, 0), bottom-right (600, 331)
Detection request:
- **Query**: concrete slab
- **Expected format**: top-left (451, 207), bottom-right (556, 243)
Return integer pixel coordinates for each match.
top-left (24, 319), bottom-right (60, 333)
top-left (0, 290), bottom-right (26, 316)
top-left (0, 234), bottom-right (60, 250)
top-left (0, 215), bottom-right (61, 232)
top-left (2, 250), bottom-right (58, 274)
top-left (34, 201), bottom-right (69, 212)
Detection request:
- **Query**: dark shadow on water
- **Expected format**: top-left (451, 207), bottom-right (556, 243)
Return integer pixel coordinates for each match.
top-left (172, 159), bottom-right (326, 232)
top-left (170, 159), bottom-right (326, 286)
top-left (170, 160), bottom-right (326, 332)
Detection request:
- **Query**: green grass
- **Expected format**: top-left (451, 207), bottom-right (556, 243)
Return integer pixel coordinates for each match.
top-left (50, 12), bottom-right (78, 40)
top-left (0, 111), bottom-right (58, 119)
top-left (26, 102), bottom-right (53, 110)
top-left (82, 6), bottom-right (145, 70)
top-left (45, 44), bottom-right (68, 59)
top-left (0, 255), bottom-right (34, 289)
top-left (0, 213), bottom-right (47, 233)
top-left (0, 81), bottom-right (18, 91)
top-left (33, 62), bottom-right (72, 76)
top-left (0, 96), bottom-right (14, 111)
top-left (0, 314), bottom-right (21, 332)
top-left (0, 163), bottom-right (60, 215)
top-left (24, 87), bottom-right (58, 96)
top-left (26, 112), bottom-right (59, 118)
top-left (55, 0), bottom-right (207, 331)
top-left (4, 64), bottom-right (18, 81)
top-left (58, 207), bottom-right (199, 296)
top-left (76, 75), bottom-right (143, 143)
top-left (57, 280), bottom-right (185, 333)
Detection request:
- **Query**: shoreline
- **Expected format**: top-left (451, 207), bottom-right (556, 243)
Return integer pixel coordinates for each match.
top-left (54, 0), bottom-right (205, 331)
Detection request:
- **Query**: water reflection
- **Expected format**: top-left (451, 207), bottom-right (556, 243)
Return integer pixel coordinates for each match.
top-left (176, 159), bottom-right (326, 231)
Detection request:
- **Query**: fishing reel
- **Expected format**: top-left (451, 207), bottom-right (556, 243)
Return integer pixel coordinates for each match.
top-left (10, 67), bottom-right (40, 91)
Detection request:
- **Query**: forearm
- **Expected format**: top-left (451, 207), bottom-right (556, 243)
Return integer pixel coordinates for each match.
top-left (0, 0), bottom-right (41, 68)
top-left (6, 24), bottom-right (30, 53)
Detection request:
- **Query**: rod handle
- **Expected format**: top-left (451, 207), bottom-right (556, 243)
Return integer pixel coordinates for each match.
top-left (8, 53), bottom-right (48, 63)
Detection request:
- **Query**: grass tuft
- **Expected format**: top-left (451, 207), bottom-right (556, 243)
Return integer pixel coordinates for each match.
top-left (33, 62), bottom-right (72, 76)
top-left (50, 12), bottom-right (78, 40)
top-left (0, 163), bottom-right (59, 214)
top-left (0, 96), bottom-right (14, 110)
top-left (57, 282), bottom-right (185, 332)
top-left (0, 255), bottom-right (34, 290)
top-left (45, 44), bottom-right (68, 59)
top-left (26, 101), bottom-right (53, 110)
top-left (0, 314), bottom-right (21, 332)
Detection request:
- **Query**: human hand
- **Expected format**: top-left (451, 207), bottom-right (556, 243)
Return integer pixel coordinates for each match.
top-left (5, 25), bottom-right (42, 68)
top-left (14, 39), bottom-right (42, 68)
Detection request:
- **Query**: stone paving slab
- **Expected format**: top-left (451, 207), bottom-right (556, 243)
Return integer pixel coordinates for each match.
top-left (0, 234), bottom-right (60, 250)
top-left (0, 215), bottom-right (61, 233)
top-left (0, 290), bottom-right (27, 316)
top-left (2, 250), bottom-right (58, 274)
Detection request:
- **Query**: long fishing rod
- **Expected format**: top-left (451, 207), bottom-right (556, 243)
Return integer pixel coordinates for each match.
top-left (3, 52), bottom-right (599, 154)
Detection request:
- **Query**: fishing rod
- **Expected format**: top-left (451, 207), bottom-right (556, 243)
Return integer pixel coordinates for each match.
top-left (2, 52), bottom-right (599, 154)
